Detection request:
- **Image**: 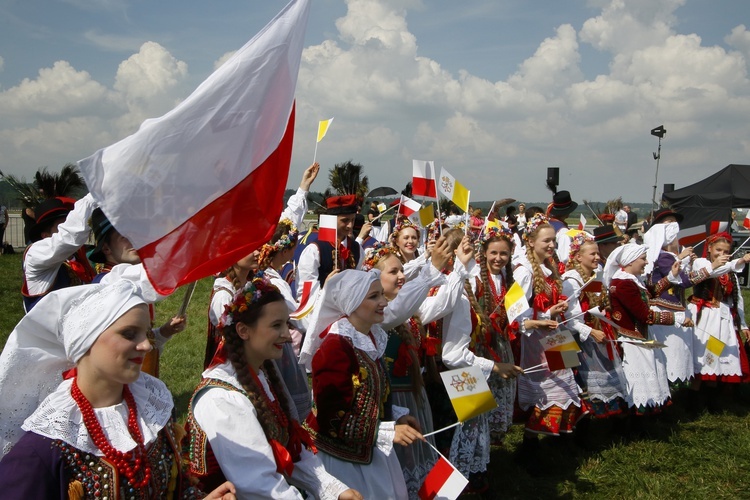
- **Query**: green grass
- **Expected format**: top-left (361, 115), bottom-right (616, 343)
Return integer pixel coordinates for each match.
top-left (3, 252), bottom-right (750, 499)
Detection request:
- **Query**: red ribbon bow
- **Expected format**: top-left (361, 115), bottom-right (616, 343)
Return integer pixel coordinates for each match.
top-left (339, 244), bottom-right (350, 262)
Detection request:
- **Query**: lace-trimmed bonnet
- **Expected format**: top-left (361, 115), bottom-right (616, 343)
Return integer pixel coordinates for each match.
top-left (299, 269), bottom-right (380, 367)
top-left (0, 278), bottom-right (148, 457)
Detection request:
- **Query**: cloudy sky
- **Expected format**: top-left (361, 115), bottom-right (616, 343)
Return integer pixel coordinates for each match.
top-left (1, 0), bottom-right (749, 204)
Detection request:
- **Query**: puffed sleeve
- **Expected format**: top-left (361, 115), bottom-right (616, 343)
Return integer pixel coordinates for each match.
top-left (279, 187), bottom-right (308, 229)
top-left (296, 244), bottom-right (321, 297)
top-left (441, 295), bottom-right (494, 380)
top-left (382, 263), bottom-right (445, 329)
top-left (194, 385), bottom-right (348, 500)
top-left (23, 194), bottom-right (97, 295)
top-left (561, 277), bottom-right (592, 341)
top-left (0, 432), bottom-right (68, 498)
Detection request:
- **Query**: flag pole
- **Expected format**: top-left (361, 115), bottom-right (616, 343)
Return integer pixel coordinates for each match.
top-left (464, 191), bottom-right (471, 236)
top-left (313, 140), bottom-right (319, 165)
top-left (480, 199), bottom-right (495, 236)
top-left (422, 421), bottom-right (461, 439)
top-left (436, 197), bottom-right (443, 237)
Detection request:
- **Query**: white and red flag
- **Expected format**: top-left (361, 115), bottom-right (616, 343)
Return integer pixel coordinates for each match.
top-left (413, 160), bottom-right (437, 199)
top-left (708, 220), bottom-right (729, 235)
top-left (399, 195), bottom-right (422, 217)
top-left (318, 215), bottom-right (338, 245)
top-left (418, 455), bottom-right (469, 500)
top-left (677, 225), bottom-right (705, 246)
top-left (578, 213), bottom-right (587, 231)
top-left (78, 0), bottom-right (311, 294)
top-left (744, 211), bottom-right (750, 230)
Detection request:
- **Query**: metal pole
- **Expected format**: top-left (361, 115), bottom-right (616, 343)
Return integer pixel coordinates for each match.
top-left (650, 136), bottom-right (663, 222)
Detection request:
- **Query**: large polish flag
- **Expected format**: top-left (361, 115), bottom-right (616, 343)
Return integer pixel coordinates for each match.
top-left (78, 0), bottom-right (311, 294)
top-left (413, 160), bottom-right (437, 199)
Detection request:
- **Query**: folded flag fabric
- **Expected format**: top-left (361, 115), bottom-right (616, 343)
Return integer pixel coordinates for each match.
top-left (318, 214), bottom-right (338, 245)
top-left (377, 202), bottom-right (387, 213)
top-left (317, 118), bottom-right (334, 143)
top-left (418, 456), bottom-right (469, 500)
top-left (413, 160), bottom-right (437, 199)
top-left (439, 366), bottom-right (497, 422)
top-left (677, 225), bottom-right (705, 246)
top-left (578, 213), bottom-right (587, 231)
top-left (437, 167), bottom-right (470, 213)
top-left (704, 335), bottom-right (726, 368)
top-left (290, 280), bottom-right (320, 320)
top-left (399, 195), bottom-right (422, 217)
top-left (539, 327), bottom-right (580, 352)
top-left (77, 0), bottom-right (311, 295)
top-left (544, 349), bottom-right (581, 371)
top-left (504, 281), bottom-right (530, 324)
top-left (708, 220), bottom-right (729, 235)
top-left (411, 204), bottom-right (435, 228)
top-left (587, 306), bottom-right (620, 329)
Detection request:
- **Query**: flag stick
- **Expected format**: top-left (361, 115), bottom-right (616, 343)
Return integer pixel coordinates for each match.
top-left (370, 203), bottom-right (399, 223)
top-left (313, 138), bottom-right (319, 165)
top-left (558, 310), bottom-right (587, 325)
top-left (687, 237), bottom-right (707, 249)
top-left (464, 191), bottom-right (471, 236)
top-left (523, 361), bottom-right (547, 371)
top-left (436, 197), bottom-right (443, 237)
top-left (176, 281), bottom-right (197, 317)
top-left (480, 200), bottom-right (496, 236)
top-left (732, 234), bottom-right (750, 257)
top-left (422, 421), bottom-right (462, 439)
top-left (583, 202), bottom-right (604, 225)
top-left (521, 367), bottom-right (549, 375)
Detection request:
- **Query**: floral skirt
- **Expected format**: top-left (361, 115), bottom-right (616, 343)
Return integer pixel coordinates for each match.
top-left (525, 403), bottom-right (586, 436)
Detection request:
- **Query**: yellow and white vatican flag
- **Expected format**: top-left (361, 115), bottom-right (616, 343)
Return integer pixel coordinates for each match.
top-left (439, 365), bottom-right (497, 422)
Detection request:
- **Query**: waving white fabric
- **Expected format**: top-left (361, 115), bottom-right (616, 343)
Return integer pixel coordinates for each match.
top-left (643, 222), bottom-right (679, 275)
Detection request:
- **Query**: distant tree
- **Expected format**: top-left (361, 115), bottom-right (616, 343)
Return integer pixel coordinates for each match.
top-left (327, 160), bottom-right (369, 201)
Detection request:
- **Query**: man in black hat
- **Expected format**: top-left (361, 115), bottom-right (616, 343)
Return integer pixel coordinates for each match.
top-left (296, 194), bottom-right (363, 295)
top-left (593, 224), bottom-right (624, 263)
top-left (547, 190), bottom-right (578, 264)
top-left (22, 194), bottom-right (97, 312)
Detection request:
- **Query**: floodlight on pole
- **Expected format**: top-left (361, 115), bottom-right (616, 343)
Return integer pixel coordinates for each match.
top-left (650, 125), bottom-right (666, 219)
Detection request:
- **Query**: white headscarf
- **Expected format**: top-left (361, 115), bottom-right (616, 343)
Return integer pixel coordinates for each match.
top-left (643, 222), bottom-right (679, 275)
top-left (0, 278), bottom-right (151, 457)
top-left (299, 269), bottom-right (380, 367)
top-left (602, 243), bottom-right (648, 289)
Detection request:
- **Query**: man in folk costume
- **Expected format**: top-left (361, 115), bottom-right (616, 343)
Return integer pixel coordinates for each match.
top-left (593, 224), bottom-right (624, 264)
top-left (546, 190), bottom-right (578, 267)
top-left (296, 194), bottom-right (363, 295)
top-left (22, 195), bottom-right (97, 312)
top-left (87, 208), bottom-right (187, 377)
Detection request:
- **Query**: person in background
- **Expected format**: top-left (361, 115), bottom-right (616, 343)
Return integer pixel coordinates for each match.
top-left (0, 202), bottom-right (8, 250)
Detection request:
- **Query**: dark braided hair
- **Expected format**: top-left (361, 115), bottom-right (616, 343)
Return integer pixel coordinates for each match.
top-left (220, 284), bottom-right (296, 444)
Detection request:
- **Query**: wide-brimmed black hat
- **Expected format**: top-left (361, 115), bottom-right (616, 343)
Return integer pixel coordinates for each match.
top-left (652, 207), bottom-right (683, 225)
top-left (548, 190), bottom-right (578, 217)
top-left (29, 197), bottom-right (75, 242)
top-left (88, 208), bottom-right (115, 263)
top-left (593, 224), bottom-right (624, 244)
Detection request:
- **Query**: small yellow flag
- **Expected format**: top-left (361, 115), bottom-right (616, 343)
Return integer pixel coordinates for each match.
top-left (504, 281), bottom-right (529, 324)
top-left (317, 117), bottom-right (334, 143)
top-left (440, 366), bottom-right (497, 422)
top-left (417, 204), bottom-right (435, 227)
top-left (706, 335), bottom-right (725, 356)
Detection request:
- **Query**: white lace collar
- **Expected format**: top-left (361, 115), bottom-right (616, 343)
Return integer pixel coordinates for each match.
top-left (202, 361), bottom-right (275, 402)
top-left (22, 374), bottom-right (173, 456)
top-left (331, 319), bottom-right (387, 361)
top-left (611, 269), bottom-right (646, 289)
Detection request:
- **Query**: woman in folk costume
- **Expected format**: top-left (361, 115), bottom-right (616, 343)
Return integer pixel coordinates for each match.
top-left (562, 232), bottom-right (629, 419)
top-left (466, 222), bottom-right (521, 444)
top-left (301, 270), bottom-right (424, 500)
top-left (439, 230), bottom-right (522, 492)
top-left (206, 163), bottom-right (319, 369)
top-left (689, 233), bottom-right (750, 406)
top-left (604, 244), bottom-right (684, 414)
top-left (643, 216), bottom-right (721, 387)
top-left (257, 219), bottom-right (314, 420)
top-left (362, 240), bottom-right (455, 498)
top-left (0, 274), bottom-right (236, 499)
top-left (513, 214), bottom-right (585, 455)
top-left (390, 217), bottom-right (429, 281)
top-left (187, 274), bottom-right (360, 499)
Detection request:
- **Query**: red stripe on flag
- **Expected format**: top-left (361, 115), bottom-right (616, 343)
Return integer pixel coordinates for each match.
top-left (419, 457), bottom-right (455, 500)
top-left (138, 106), bottom-right (295, 295)
top-left (413, 177), bottom-right (437, 198)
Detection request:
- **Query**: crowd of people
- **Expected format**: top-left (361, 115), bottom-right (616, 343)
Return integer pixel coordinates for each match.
top-left (0, 165), bottom-right (749, 499)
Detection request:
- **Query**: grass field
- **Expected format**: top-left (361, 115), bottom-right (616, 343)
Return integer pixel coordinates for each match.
top-left (2, 252), bottom-right (750, 499)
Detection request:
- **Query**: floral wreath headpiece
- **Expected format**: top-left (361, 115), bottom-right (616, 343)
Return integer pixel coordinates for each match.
top-left (258, 219), bottom-right (299, 268)
top-left (523, 213), bottom-right (550, 241)
top-left (219, 272), bottom-right (280, 328)
top-left (568, 231), bottom-right (594, 258)
top-left (478, 222), bottom-right (514, 247)
top-left (363, 241), bottom-right (399, 271)
top-left (389, 217), bottom-right (419, 243)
